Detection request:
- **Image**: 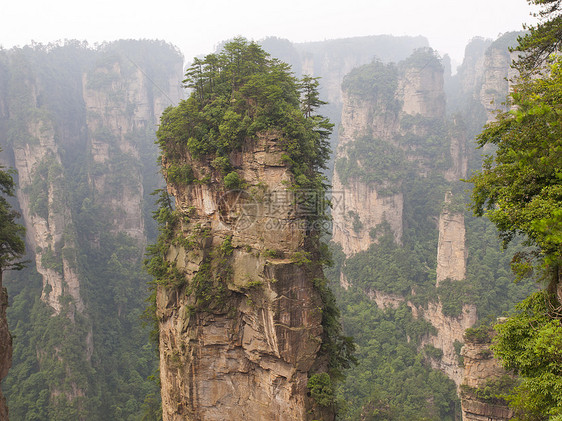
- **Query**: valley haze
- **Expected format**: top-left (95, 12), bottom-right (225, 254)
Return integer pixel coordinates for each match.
top-left (1, 0), bottom-right (537, 65)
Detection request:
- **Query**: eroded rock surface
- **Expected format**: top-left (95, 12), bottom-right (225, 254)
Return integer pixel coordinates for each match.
top-left (158, 134), bottom-right (333, 421)
top-left (460, 329), bottom-right (513, 421)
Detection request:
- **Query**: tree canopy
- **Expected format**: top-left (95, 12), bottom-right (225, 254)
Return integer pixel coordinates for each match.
top-left (470, 57), bottom-right (562, 267)
top-left (513, 0), bottom-right (562, 74)
top-left (156, 37), bottom-right (332, 192)
top-left (0, 152), bottom-right (25, 275)
top-left (469, 1), bottom-right (562, 418)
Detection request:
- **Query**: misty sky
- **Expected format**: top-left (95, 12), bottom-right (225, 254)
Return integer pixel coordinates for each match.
top-left (1, 0), bottom-right (537, 66)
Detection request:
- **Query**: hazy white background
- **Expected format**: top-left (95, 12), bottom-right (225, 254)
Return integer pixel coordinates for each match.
top-left (1, 0), bottom-right (537, 65)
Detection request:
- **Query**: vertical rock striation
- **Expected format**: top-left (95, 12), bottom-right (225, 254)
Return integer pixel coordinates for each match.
top-left (83, 53), bottom-right (183, 243)
top-left (152, 40), bottom-right (343, 421)
top-left (460, 327), bottom-right (513, 421)
top-left (158, 135), bottom-right (332, 420)
top-left (0, 41), bottom-right (183, 418)
top-left (332, 47), bottom-right (475, 391)
top-left (11, 110), bottom-right (84, 315)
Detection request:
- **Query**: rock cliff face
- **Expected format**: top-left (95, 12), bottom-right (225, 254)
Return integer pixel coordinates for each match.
top-left (8, 47), bottom-right (181, 309)
top-left (416, 302), bottom-right (477, 386)
top-left (398, 64), bottom-right (446, 118)
top-left (436, 207), bottom-right (467, 285)
top-left (0, 274), bottom-right (11, 420)
top-left (452, 33), bottom-right (520, 124)
top-left (332, 175), bottom-right (404, 255)
top-left (82, 55), bottom-right (182, 243)
top-left (479, 44), bottom-right (519, 123)
top-left (0, 41), bottom-right (183, 418)
top-left (158, 133), bottom-right (333, 421)
top-left (460, 328), bottom-right (513, 421)
top-left (11, 107), bottom-right (85, 315)
top-left (332, 49), bottom-right (475, 392)
top-left (332, 51), bottom-right (453, 256)
top-left (261, 35), bottom-right (431, 176)
top-left (450, 33), bottom-right (522, 421)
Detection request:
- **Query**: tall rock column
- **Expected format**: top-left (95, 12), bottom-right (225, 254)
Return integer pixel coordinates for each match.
top-left (460, 326), bottom-right (514, 421)
top-left (333, 48), bottom-right (476, 389)
top-left (83, 51), bottom-right (183, 244)
top-left (151, 40), bottom-right (344, 421)
top-left (157, 135), bottom-right (332, 420)
top-left (331, 63), bottom-right (403, 256)
top-left (0, 41), bottom-right (184, 419)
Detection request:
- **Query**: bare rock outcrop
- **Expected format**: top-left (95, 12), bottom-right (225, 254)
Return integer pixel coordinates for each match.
top-left (83, 57), bottom-right (183, 244)
top-left (11, 84), bottom-right (84, 316)
top-left (436, 208), bottom-right (467, 286)
top-left (398, 64), bottom-right (446, 118)
top-left (479, 46), bottom-right (518, 123)
top-left (334, 48), bottom-right (477, 394)
top-left (0, 42), bottom-right (184, 417)
top-left (332, 174), bottom-right (403, 255)
top-left (158, 134), bottom-right (334, 421)
top-left (333, 53), bottom-right (447, 256)
top-left (415, 302), bottom-right (477, 386)
top-left (460, 328), bottom-right (514, 421)
top-left (454, 33), bottom-right (520, 123)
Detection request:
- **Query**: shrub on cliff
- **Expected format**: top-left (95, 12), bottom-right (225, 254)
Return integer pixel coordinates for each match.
top-left (156, 37), bottom-right (332, 194)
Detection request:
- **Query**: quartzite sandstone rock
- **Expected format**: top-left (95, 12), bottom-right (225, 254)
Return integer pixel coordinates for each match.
top-left (460, 330), bottom-right (513, 421)
top-left (158, 134), bottom-right (334, 421)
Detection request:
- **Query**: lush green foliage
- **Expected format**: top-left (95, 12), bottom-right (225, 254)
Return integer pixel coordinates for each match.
top-left (341, 60), bottom-right (399, 104)
top-left (338, 56), bottom-right (452, 196)
top-left (330, 215), bottom-right (535, 419)
top-left (399, 47), bottom-right (443, 72)
top-left (469, 62), bottom-right (562, 418)
top-left (307, 372), bottom-right (335, 407)
top-left (492, 292), bottom-right (562, 419)
top-left (470, 57), bottom-right (562, 263)
top-left (312, 276), bottom-right (357, 382)
top-left (336, 136), bottom-right (404, 193)
top-left (330, 284), bottom-right (459, 420)
top-left (328, 44), bottom-right (543, 419)
top-left (513, 0), bottom-right (562, 74)
top-left (0, 153), bottom-right (25, 273)
top-left (150, 39), bottom-right (357, 414)
top-left (157, 37), bottom-right (332, 193)
top-left (461, 374), bottom-right (518, 405)
top-left (469, 4), bottom-right (562, 417)
top-left (464, 324), bottom-right (494, 344)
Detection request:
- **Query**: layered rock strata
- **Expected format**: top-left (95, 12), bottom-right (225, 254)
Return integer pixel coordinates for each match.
top-left (158, 134), bottom-right (333, 421)
top-left (0, 42), bottom-right (183, 415)
top-left (460, 329), bottom-right (513, 421)
top-left (332, 49), bottom-right (475, 390)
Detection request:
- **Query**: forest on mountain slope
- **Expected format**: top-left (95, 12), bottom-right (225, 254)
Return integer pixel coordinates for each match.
top-left (0, 40), bottom-right (182, 420)
top-left (0, 3), bottom-right (559, 417)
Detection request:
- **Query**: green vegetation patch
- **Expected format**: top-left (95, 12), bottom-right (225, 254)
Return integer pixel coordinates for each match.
top-left (341, 60), bottom-right (399, 105)
top-left (157, 38), bottom-right (332, 195)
